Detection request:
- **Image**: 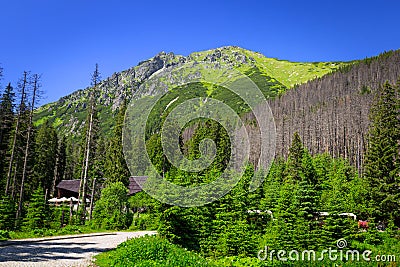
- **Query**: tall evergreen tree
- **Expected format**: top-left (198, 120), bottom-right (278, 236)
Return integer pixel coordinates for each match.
top-left (0, 195), bottom-right (16, 230)
top-left (32, 120), bottom-right (58, 198)
top-left (51, 136), bottom-right (67, 196)
top-left (63, 138), bottom-right (80, 181)
top-left (364, 81), bottom-right (400, 225)
top-left (24, 185), bottom-right (48, 229)
top-left (285, 132), bottom-right (306, 182)
top-left (0, 83), bottom-right (15, 192)
top-left (104, 100), bottom-right (130, 186)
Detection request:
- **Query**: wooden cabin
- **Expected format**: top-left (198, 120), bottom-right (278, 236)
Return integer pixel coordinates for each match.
top-left (56, 176), bottom-right (148, 198)
top-left (56, 179), bottom-right (80, 198)
top-left (128, 176), bottom-right (148, 196)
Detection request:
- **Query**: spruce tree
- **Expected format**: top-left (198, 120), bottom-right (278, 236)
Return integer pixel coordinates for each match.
top-left (275, 133), bottom-right (320, 250)
top-left (364, 81), bottom-right (400, 225)
top-left (286, 132), bottom-right (305, 182)
top-left (32, 120), bottom-right (58, 198)
top-left (0, 195), bottom-right (16, 230)
top-left (24, 185), bottom-right (48, 229)
top-left (104, 100), bottom-right (130, 186)
top-left (0, 83), bottom-right (15, 192)
top-left (51, 136), bottom-right (67, 196)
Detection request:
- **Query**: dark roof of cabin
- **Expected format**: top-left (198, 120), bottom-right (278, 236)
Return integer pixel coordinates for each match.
top-left (56, 179), bottom-right (80, 193)
top-left (56, 176), bottom-right (148, 196)
top-left (128, 176), bottom-right (148, 195)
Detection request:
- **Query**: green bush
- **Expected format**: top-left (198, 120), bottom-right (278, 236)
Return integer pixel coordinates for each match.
top-left (57, 225), bottom-right (83, 235)
top-left (95, 235), bottom-right (216, 267)
top-left (130, 213), bottom-right (159, 231)
top-left (92, 182), bottom-right (132, 230)
top-left (0, 230), bottom-right (10, 240)
top-left (214, 256), bottom-right (268, 267)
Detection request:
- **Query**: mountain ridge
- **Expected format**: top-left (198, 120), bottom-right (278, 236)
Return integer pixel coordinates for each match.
top-left (34, 46), bottom-right (349, 137)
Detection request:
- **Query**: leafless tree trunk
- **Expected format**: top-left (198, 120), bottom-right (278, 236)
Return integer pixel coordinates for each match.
top-left (80, 108), bottom-right (93, 222)
top-left (89, 178), bottom-right (96, 220)
top-left (16, 74), bottom-right (40, 222)
top-left (5, 72), bottom-right (28, 195)
top-left (79, 64), bottom-right (100, 223)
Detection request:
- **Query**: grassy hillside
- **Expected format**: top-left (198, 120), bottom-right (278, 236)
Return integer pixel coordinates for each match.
top-left (33, 46), bottom-right (350, 137)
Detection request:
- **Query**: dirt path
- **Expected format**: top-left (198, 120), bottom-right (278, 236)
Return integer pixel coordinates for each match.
top-left (0, 231), bottom-right (156, 267)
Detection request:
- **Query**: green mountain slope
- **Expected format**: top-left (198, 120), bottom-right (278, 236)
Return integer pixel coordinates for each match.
top-left (34, 46), bottom-right (350, 137)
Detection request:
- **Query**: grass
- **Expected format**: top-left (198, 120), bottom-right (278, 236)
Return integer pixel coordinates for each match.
top-left (5, 225), bottom-right (114, 240)
top-left (94, 231), bottom-right (400, 267)
top-left (190, 46), bottom-right (350, 88)
top-left (95, 235), bottom-right (215, 267)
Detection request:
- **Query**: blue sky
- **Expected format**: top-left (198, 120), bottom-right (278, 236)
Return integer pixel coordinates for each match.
top-left (1, 0), bottom-right (399, 105)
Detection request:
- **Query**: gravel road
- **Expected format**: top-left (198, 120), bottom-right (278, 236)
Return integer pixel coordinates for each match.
top-left (0, 231), bottom-right (156, 267)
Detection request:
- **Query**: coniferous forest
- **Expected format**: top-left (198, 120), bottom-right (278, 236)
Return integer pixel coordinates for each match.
top-left (0, 48), bottom-right (400, 266)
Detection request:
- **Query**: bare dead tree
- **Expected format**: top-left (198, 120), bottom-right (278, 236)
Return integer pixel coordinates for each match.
top-left (16, 73), bottom-right (41, 222)
top-left (79, 63), bottom-right (101, 223)
top-left (5, 71), bottom-right (28, 195)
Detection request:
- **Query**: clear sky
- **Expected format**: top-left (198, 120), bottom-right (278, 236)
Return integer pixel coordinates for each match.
top-left (1, 0), bottom-right (399, 105)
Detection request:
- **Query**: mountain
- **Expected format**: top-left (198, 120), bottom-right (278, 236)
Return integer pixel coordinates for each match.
top-left (33, 46), bottom-right (348, 137)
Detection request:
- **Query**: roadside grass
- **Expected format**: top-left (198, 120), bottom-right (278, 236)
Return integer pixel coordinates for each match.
top-left (95, 235), bottom-right (215, 267)
top-left (5, 225), bottom-right (114, 240)
top-left (94, 232), bottom-right (400, 267)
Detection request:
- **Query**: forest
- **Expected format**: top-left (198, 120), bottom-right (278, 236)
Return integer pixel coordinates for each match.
top-left (0, 49), bottom-right (399, 266)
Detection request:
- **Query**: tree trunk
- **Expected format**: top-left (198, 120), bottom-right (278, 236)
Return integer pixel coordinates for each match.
top-left (5, 72), bottom-right (27, 195)
top-left (16, 74), bottom-right (39, 222)
top-left (89, 178), bottom-right (96, 220)
top-left (81, 103), bottom-right (94, 223)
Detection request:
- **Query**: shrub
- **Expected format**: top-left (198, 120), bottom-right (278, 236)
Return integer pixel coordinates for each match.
top-left (92, 182), bottom-right (132, 230)
top-left (95, 235), bottom-right (216, 267)
top-left (57, 225), bottom-right (83, 235)
top-left (130, 213), bottom-right (159, 231)
top-left (0, 230), bottom-right (10, 240)
top-left (214, 256), bottom-right (268, 267)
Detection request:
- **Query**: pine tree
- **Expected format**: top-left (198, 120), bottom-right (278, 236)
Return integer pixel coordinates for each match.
top-left (274, 133), bottom-right (320, 250)
top-left (0, 83), bottom-right (15, 192)
top-left (0, 195), bottom-right (16, 230)
top-left (364, 81), bottom-right (400, 225)
top-left (63, 138), bottom-right (80, 180)
top-left (24, 185), bottom-right (48, 229)
top-left (286, 132), bottom-right (305, 182)
top-left (294, 180), bottom-right (319, 249)
top-left (104, 100), bottom-right (130, 186)
top-left (51, 136), bottom-right (67, 196)
top-left (32, 120), bottom-right (58, 198)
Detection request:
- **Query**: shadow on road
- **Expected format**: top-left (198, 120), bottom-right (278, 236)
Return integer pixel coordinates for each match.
top-left (0, 241), bottom-right (107, 262)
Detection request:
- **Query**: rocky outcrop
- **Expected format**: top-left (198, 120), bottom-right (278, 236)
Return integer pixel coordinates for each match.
top-left (34, 46), bottom-right (346, 137)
